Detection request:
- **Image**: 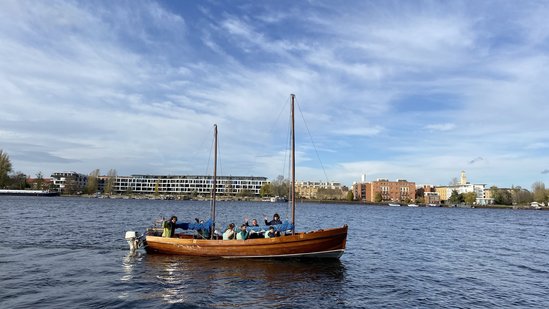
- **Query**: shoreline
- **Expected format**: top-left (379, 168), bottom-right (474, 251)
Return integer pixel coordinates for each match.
top-left (20, 193), bottom-right (546, 210)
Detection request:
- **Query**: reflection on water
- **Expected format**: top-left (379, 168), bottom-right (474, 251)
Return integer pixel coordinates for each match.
top-left (121, 250), bottom-right (145, 282)
top-left (122, 253), bottom-right (347, 307)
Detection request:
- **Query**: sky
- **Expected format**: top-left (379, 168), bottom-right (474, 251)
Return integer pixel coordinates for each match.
top-left (1, 0), bottom-right (549, 189)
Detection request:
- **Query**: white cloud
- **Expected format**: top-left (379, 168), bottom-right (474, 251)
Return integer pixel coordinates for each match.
top-left (0, 1), bottom-right (548, 190)
top-left (425, 123), bottom-right (456, 132)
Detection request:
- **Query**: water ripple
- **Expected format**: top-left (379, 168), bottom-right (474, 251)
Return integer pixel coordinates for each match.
top-left (1, 197), bottom-right (549, 308)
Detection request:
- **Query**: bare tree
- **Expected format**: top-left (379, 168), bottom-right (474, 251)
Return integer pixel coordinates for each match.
top-left (64, 177), bottom-right (78, 195)
top-left (272, 175), bottom-right (289, 197)
top-left (104, 169), bottom-right (117, 195)
top-left (511, 186), bottom-right (533, 205)
top-left (532, 181), bottom-right (547, 203)
top-left (35, 171), bottom-right (45, 190)
top-left (10, 171), bottom-right (28, 189)
top-left (85, 169), bottom-right (100, 194)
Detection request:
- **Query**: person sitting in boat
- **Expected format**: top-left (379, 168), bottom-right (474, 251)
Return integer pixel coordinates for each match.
top-left (245, 218), bottom-right (263, 239)
top-left (244, 218), bottom-right (260, 227)
top-left (264, 213), bottom-right (282, 226)
top-left (264, 213), bottom-right (283, 236)
top-left (162, 216), bottom-right (178, 238)
top-left (236, 224), bottom-right (249, 240)
top-left (194, 218), bottom-right (210, 239)
top-left (265, 226), bottom-right (276, 238)
top-left (222, 223), bottom-right (236, 240)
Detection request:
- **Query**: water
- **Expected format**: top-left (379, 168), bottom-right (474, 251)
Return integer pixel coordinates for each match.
top-left (1, 196), bottom-right (548, 308)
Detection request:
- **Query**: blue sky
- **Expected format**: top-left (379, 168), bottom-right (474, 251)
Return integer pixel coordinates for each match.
top-left (1, 0), bottom-right (548, 189)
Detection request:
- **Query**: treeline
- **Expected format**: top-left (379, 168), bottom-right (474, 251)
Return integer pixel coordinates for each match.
top-left (0, 150), bottom-right (52, 190)
top-left (488, 182), bottom-right (548, 205)
top-left (444, 184), bottom-right (548, 206)
top-left (259, 175), bottom-right (289, 197)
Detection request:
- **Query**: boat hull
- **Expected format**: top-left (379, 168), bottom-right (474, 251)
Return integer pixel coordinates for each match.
top-left (145, 225), bottom-right (347, 259)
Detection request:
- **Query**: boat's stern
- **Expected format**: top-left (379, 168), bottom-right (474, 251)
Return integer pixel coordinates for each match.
top-left (125, 231), bottom-right (146, 251)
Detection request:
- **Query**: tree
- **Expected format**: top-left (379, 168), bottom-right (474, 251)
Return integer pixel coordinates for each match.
top-left (511, 186), bottom-right (533, 205)
top-left (490, 186), bottom-right (513, 205)
top-left (260, 183), bottom-right (274, 197)
top-left (463, 192), bottom-right (477, 205)
top-left (271, 175), bottom-right (289, 198)
top-left (374, 192), bottom-right (382, 203)
top-left (85, 169), bottom-right (100, 194)
top-left (9, 171), bottom-right (28, 189)
top-left (0, 149), bottom-right (13, 188)
top-left (346, 190), bottom-right (354, 201)
top-left (104, 169), bottom-right (117, 195)
top-left (237, 189), bottom-right (254, 197)
top-left (316, 187), bottom-right (342, 200)
top-left (35, 171), bottom-right (45, 190)
top-left (448, 190), bottom-right (463, 204)
top-left (154, 179), bottom-right (160, 196)
top-left (224, 179), bottom-right (234, 196)
top-left (532, 181), bottom-right (547, 203)
top-left (63, 177), bottom-right (78, 195)
top-left (498, 190), bottom-right (513, 205)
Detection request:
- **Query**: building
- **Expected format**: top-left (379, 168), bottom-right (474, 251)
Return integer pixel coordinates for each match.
top-left (51, 172), bottom-right (268, 196)
top-left (366, 179), bottom-right (416, 203)
top-left (114, 175), bottom-right (267, 196)
top-left (352, 182), bottom-right (367, 201)
top-left (435, 171), bottom-right (491, 205)
top-left (352, 178), bottom-right (417, 202)
top-left (51, 172), bottom-right (88, 193)
top-left (295, 181), bottom-right (345, 199)
top-left (424, 192), bottom-right (441, 204)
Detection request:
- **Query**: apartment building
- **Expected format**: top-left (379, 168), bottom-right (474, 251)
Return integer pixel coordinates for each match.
top-left (435, 171), bottom-right (490, 205)
top-left (367, 179), bottom-right (417, 202)
top-left (51, 172), bottom-right (88, 193)
top-left (295, 181), bottom-right (344, 199)
top-left (352, 178), bottom-right (416, 202)
top-left (114, 175), bottom-right (267, 195)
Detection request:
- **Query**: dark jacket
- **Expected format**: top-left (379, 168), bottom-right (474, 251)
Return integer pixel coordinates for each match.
top-left (265, 218), bottom-right (282, 226)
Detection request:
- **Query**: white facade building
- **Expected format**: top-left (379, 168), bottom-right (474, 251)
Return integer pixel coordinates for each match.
top-left (51, 172), bottom-right (267, 196)
top-left (51, 172), bottom-right (88, 193)
top-left (113, 175), bottom-right (267, 195)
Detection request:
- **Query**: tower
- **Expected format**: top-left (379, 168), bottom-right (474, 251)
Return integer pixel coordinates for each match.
top-left (460, 171), bottom-right (467, 185)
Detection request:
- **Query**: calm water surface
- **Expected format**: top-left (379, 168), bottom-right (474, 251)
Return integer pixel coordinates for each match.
top-left (1, 196), bottom-right (548, 308)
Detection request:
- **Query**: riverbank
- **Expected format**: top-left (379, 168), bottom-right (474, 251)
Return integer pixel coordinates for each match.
top-left (52, 193), bottom-right (548, 210)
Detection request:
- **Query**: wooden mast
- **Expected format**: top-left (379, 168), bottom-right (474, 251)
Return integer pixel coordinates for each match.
top-left (210, 124), bottom-right (218, 239)
top-left (290, 94), bottom-right (296, 234)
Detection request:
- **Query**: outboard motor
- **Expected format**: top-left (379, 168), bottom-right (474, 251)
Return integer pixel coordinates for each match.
top-left (125, 231), bottom-right (144, 251)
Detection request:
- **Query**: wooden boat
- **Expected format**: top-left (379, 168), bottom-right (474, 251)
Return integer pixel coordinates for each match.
top-left (145, 226), bottom-right (347, 258)
top-left (142, 94), bottom-right (348, 258)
